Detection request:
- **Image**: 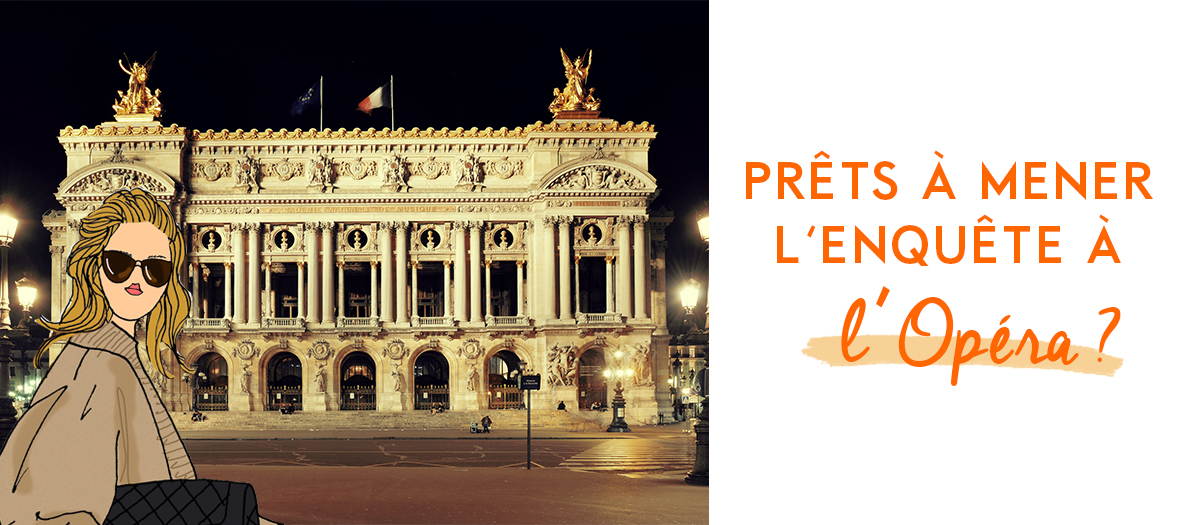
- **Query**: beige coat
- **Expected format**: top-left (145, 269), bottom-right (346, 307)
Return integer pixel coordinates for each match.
top-left (0, 322), bottom-right (195, 525)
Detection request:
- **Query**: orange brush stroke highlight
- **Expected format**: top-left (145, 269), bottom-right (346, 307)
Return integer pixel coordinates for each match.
top-left (803, 335), bottom-right (1122, 377)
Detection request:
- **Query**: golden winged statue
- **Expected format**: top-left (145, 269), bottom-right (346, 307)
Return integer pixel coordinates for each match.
top-left (549, 48), bottom-right (601, 117)
top-left (113, 53), bottom-right (163, 117)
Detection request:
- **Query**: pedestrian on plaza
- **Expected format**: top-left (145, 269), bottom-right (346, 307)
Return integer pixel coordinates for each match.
top-left (481, 414), bottom-right (492, 433)
top-left (557, 400), bottom-right (566, 411)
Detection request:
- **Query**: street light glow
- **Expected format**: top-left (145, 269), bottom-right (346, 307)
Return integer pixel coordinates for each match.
top-left (679, 279), bottom-right (700, 313)
top-left (16, 277), bottom-right (37, 309)
top-left (0, 202), bottom-right (16, 245)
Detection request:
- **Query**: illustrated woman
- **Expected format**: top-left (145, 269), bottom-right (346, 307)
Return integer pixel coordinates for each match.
top-left (0, 189), bottom-right (271, 524)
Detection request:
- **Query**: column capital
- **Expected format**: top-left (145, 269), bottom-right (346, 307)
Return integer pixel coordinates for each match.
top-left (393, 220), bottom-right (410, 232)
top-left (468, 220), bottom-right (484, 232)
top-left (296, 261), bottom-right (306, 269)
top-left (319, 221), bottom-right (335, 233)
top-left (604, 255), bottom-right (615, 263)
top-left (412, 261), bottom-right (422, 270)
top-left (49, 245), bottom-right (65, 255)
top-left (574, 255), bottom-right (581, 264)
top-left (557, 216), bottom-right (574, 227)
top-left (632, 215), bottom-right (649, 225)
top-left (484, 260), bottom-right (492, 268)
top-left (541, 216), bottom-right (560, 228)
top-left (246, 222), bottom-right (262, 233)
top-left (223, 261), bottom-right (234, 269)
top-left (443, 260), bottom-right (452, 268)
top-left (616, 215), bottom-right (634, 226)
top-left (371, 260), bottom-right (379, 268)
top-left (304, 221), bottom-right (318, 231)
top-left (262, 262), bottom-right (271, 272)
top-left (336, 260), bottom-right (346, 269)
top-left (516, 260), bottom-right (526, 268)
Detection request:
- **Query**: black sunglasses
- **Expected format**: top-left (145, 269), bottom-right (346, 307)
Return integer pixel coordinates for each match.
top-left (102, 251), bottom-right (172, 288)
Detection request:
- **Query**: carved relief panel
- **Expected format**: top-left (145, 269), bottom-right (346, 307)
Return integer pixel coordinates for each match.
top-left (193, 225), bottom-right (231, 254)
top-left (264, 224), bottom-right (305, 254)
top-left (337, 223), bottom-right (377, 253)
top-left (483, 222), bottom-right (528, 253)
top-left (574, 218), bottom-right (615, 249)
top-left (411, 223), bottom-right (453, 253)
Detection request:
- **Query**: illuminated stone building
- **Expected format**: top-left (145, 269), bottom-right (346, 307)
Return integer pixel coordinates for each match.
top-left (40, 73), bottom-right (673, 425)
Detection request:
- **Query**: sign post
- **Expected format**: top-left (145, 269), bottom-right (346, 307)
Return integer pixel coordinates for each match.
top-left (521, 374), bottom-right (541, 469)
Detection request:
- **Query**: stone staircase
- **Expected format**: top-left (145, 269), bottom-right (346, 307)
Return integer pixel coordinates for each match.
top-left (172, 409), bottom-right (612, 433)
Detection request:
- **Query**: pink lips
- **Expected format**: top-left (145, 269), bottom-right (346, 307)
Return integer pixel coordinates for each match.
top-left (125, 283), bottom-right (143, 296)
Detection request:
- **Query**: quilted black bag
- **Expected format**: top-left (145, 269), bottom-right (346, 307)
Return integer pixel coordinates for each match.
top-left (103, 479), bottom-right (260, 525)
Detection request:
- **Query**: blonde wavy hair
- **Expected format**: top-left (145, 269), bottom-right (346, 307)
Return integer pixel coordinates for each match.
top-left (36, 188), bottom-right (192, 378)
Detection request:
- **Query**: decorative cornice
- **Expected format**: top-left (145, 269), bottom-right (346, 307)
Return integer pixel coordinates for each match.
top-left (180, 121), bottom-right (654, 142)
top-left (59, 124), bottom-right (186, 137)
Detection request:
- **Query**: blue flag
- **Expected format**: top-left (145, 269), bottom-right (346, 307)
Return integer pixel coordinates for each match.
top-left (290, 80), bottom-right (321, 116)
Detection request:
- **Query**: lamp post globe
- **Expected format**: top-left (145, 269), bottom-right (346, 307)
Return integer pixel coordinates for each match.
top-left (0, 199), bottom-right (20, 447)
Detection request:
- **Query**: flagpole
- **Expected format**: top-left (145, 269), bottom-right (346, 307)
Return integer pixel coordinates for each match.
top-left (390, 74), bottom-right (395, 131)
top-left (319, 76), bottom-right (323, 130)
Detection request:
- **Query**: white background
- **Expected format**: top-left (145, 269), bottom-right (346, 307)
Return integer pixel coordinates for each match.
top-left (711, 2), bottom-right (1180, 522)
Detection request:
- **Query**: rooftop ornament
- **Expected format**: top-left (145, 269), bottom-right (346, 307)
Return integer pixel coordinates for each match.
top-left (549, 49), bottom-right (602, 118)
top-left (112, 53), bottom-right (162, 121)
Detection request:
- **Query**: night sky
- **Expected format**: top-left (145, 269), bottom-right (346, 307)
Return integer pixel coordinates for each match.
top-left (0, 2), bottom-right (709, 330)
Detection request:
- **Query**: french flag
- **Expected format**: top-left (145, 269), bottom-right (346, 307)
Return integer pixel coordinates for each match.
top-left (357, 81), bottom-right (391, 114)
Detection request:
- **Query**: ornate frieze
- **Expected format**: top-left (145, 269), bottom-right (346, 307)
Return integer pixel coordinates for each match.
top-left (414, 156), bottom-right (450, 180)
top-left (264, 158), bottom-right (303, 181)
top-left (340, 158), bottom-right (376, 180)
top-left (484, 157), bottom-right (523, 180)
top-left (453, 152), bottom-right (484, 191)
top-left (64, 167), bottom-right (168, 194)
top-left (546, 164), bottom-right (645, 191)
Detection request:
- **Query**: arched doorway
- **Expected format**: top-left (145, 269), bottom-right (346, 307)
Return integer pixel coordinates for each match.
top-left (488, 350), bottom-right (523, 409)
top-left (414, 351), bottom-right (449, 410)
top-left (577, 348), bottom-right (607, 410)
top-left (192, 353), bottom-right (228, 411)
top-left (267, 352), bottom-right (303, 411)
top-left (340, 352), bottom-right (376, 410)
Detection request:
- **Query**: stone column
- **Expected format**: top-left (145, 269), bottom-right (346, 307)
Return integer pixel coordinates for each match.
top-left (321, 222), bottom-right (334, 324)
top-left (616, 217), bottom-right (632, 318)
top-left (574, 256), bottom-right (581, 316)
top-left (370, 260), bottom-right (378, 319)
top-left (297, 261), bottom-right (306, 319)
top-left (411, 261), bottom-right (420, 319)
top-left (442, 260), bottom-right (452, 319)
top-left (190, 262), bottom-right (200, 319)
top-left (49, 245), bottom-right (64, 323)
top-left (305, 223), bottom-right (319, 324)
top-left (468, 222), bottom-right (483, 323)
top-left (453, 222), bottom-right (467, 322)
top-left (379, 222), bottom-right (394, 323)
top-left (336, 261), bottom-right (345, 320)
top-left (222, 262), bottom-right (233, 319)
top-left (248, 223), bottom-right (261, 325)
top-left (484, 260), bottom-right (492, 318)
top-left (394, 223), bottom-right (409, 324)
top-left (558, 217), bottom-right (572, 320)
top-left (516, 261), bottom-right (525, 317)
top-left (232, 224), bottom-right (246, 324)
top-left (538, 218), bottom-right (556, 321)
top-left (653, 240), bottom-right (669, 333)
top-left (633, 216), bottom-right (649, 320)
top-left (263, 262), bottom-right (272, 318)
top-left (605, 256), bottom-right (615, 314)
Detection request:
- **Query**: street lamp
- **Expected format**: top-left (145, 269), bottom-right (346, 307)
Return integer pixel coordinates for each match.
top-left (679, 279), bottom-right (701, 334)
top-left (15, 277), bottom-right (37, 329)
top-left (0, 200), bottom-right (20, 448)
top-left (685, 201), bottom-right (709, 486)
top-left (603, 353), bottom-right (633, 433)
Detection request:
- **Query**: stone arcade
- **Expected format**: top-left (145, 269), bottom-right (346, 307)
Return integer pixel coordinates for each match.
top-left (41, 78), bottom-right (673, 427)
